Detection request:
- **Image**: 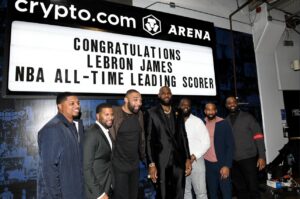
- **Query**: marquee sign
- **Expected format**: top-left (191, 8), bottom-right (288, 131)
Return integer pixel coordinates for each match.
top-left (4, 0), bottom-right (216, 96)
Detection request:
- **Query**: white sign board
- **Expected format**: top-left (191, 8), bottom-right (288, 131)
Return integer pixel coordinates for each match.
top-left (9, 21), bottom-right (216, 95)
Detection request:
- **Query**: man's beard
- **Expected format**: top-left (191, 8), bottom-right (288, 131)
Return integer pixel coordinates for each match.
top-left (101, 122), bottom-right (112, 129)
top-left (181, 109), bottom-right (191, 117)
top-left (127, 103), bottom-right (139, 114)
top-left (229, 107), bottom-right (239, 114)
top-left (207, 114), bottom-right (216, 120)
top-left (159, 97), bottom-right (172, 106)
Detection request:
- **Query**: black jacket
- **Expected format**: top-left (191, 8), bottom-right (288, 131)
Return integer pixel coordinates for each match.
top-left (83, 123), bottom-right (113, 199)
top-left (145, 105), bottom-right (190, 169)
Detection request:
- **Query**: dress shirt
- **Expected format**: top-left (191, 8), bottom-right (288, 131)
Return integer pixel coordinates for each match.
top-left (73, 120), bottom-right (79, 132)
top-left (96, 121), bottom-right (112, 149)
top-left (185, 114), bottom-right (210, 159)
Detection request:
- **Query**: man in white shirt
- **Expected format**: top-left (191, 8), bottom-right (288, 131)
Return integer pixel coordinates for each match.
top-left (179, 98), bottom-right (210, 199)
top-left (83, 103), bottom-right (114, 199)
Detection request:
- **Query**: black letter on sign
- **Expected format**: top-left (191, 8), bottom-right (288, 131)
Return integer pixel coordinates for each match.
top-left (26, 67), bottom-right (34, 81)
top-left (55, 69), bottom-right (63, 83)
top-left (36, 68), bottom-right (44, 82)
top-left (15, 66), bottom-right (24, 81)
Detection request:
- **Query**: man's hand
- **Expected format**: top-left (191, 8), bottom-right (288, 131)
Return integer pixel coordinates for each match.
top-left (99, 193), bottom-right (109, 199)
top-left (220, 166), bottom-right (230, 180)
top-left (191, 154), bottom-right (197, 164)
top-left (185, 159), bottom-right (192, 176)
top-left (257, 158), bottom-right (266, 171)
top-left (148, 164), bottom-right (158, 183)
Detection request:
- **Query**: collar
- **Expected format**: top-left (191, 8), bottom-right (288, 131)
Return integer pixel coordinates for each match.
top-left (229, 109), bottom-right (240, 116)
top-left (95, 120), bottom-right (109, 133)
top-left (205, 116), bottom-right (223, 123)
top-left (57, 113), bottom-right (73, 127)
top-left (185, 113), bottom-right (194, 121)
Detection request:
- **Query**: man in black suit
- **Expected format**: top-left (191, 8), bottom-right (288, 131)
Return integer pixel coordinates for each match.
top-left (83, 103), bottom-right (114, 199)
top-left (146, 86), bottom-right (192, 199)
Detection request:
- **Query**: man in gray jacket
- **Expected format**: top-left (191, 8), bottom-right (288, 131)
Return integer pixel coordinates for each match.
top-left (225, 96), bottom-right (266, 199)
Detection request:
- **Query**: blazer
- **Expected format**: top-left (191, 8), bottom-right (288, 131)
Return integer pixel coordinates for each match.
top-left (205, 119), bottom-right (234, 168)
top-left (83, 123), bottom-right (113, 199)
top-left (37, 113), bottom-right (84, 199)
top-left (146, 105), bottom-right (190, 169)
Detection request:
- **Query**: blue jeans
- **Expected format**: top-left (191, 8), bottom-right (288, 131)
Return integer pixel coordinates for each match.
top-left (205, 160), bottom-right (232, 199)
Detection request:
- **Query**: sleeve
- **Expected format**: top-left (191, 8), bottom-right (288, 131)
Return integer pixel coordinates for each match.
top-left (145, 110), bottom-right (155, 165)
top-left (38, 126), bottom-right (63, 198)
top-left (179, 116), bottom-right (191, 160)
top-left (193, 120), bottom-right (210, 159)
top-left (138, 111), bottom-right (146, 162)
top-left (109, 106), bottom-right (119, 141)
top-left (83, 130), bottom-right (101, 198)
top-left (223, 121), bottom-right (235, 168)
top-left (249, 115), bottom-right (266, 159)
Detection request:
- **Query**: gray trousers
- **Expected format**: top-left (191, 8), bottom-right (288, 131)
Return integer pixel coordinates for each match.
top-left (184, 157), bottom-right (207, 199)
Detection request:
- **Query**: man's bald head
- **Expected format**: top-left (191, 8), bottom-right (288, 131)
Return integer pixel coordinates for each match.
top-left (225, 96), bottom-right (238, 113)
top-left (158, 86), bottom-right (172, 106)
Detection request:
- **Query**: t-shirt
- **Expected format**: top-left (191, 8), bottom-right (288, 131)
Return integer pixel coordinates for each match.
top-left (113, 113), bottom-right (141, 171)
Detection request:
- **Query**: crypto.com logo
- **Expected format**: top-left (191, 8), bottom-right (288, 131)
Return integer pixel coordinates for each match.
top-left (142, 15), bottom-right (161, 36)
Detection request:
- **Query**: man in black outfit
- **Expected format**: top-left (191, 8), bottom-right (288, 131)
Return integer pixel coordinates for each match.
top-left (225, 96), bottom-right (266, 199)
top-left (110, 89), bottom-right (145, 199)
top-left (83, 103), bottom-right (114, 199)
top-left (146, 86), bottom-right (192, 199)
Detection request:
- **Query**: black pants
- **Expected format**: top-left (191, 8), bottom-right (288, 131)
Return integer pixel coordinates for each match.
top-left (232, 156), bottom-right (260, 199)
top-left (156, 163), bottom-right (185, 199)
top-left (112, 167), bottom-right (139, 199)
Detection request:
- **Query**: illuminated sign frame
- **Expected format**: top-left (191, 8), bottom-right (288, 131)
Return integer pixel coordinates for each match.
top-left (3, 0), bottom-right (216, 97)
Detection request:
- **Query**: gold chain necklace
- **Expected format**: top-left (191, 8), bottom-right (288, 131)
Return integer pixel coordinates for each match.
top-left (164, 107), bottom-right (172, 114)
